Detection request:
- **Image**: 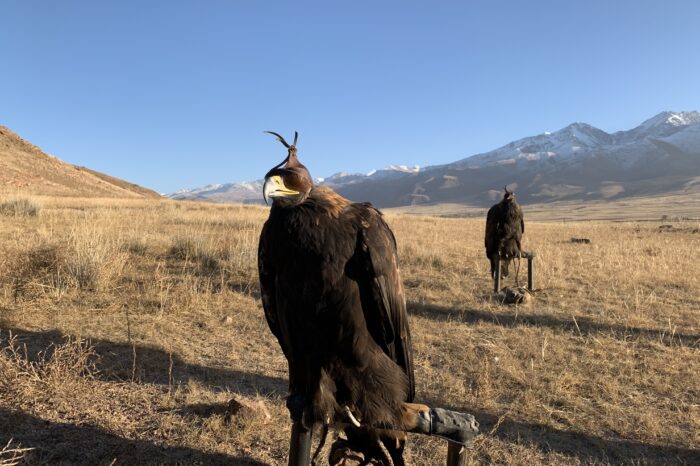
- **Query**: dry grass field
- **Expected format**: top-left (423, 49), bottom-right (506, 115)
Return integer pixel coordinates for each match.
top-left (388, 190), bottom-right (700, 222)
top-left (0, 196), bottom-right (698, 465)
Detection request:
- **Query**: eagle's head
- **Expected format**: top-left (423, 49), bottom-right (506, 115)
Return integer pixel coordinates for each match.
top-left (503, 185), bottom-right (515, 202)
top-left (262, 131), bottom-right (313, 206)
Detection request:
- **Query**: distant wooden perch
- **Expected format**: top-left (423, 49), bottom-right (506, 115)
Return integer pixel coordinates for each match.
top-left (570, 237), bottom-right (591, 244)
top-left (493, 251), bottom-right (535, 293)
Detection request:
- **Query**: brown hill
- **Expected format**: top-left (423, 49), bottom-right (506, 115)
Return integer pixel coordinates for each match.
top-left (0, 125), bottom-right (160, 198)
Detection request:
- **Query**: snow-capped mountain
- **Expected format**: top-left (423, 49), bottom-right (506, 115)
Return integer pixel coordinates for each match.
top-left (169, 165), bottom-right (421, 203)
top-left (170, 180), bottom-right (264, 203)
top-left (169, 111), bottom-right (700, 206)
top-left (446, 111), bottom-right (700, 170)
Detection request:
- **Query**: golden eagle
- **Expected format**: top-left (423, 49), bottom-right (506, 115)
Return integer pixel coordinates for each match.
top-left (485, 186), bottom-right (525, 279)
top-left (258, 131), bottom-right (417, 463)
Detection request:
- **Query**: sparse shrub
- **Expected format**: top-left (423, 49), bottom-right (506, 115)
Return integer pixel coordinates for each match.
top-left (0, 197), bottom-right (41, 217)
top-left (0, 332), bottom-right (97, 400)
top-left (65, 252), bottom-right (102, 290)
top-left (168, 236), bottom-right (200, 260)
top-left (6, 226), bottom-right (126, 297)
top-left (406, 251), bottom-right (445, 269)
top-left (124, 238), bottom-right (149, 255)
top-left (7, 242), bottom-right (70, 298)
top-left (431, 255), bottom-right (445, 268)
top-left (64, 226), bottom-right (126, 291)
top-left (168, 233), bottom-right (227, 277)
top-left (219, 231), bottom-right (257, 274)
top-left (198, 254), bottom-right (222, 276)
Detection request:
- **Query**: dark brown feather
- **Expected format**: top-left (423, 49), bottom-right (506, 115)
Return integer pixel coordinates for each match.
top-left (258, 186), bottom-right (415, 429)
top-left (485, 190), bottom-right (524, 278)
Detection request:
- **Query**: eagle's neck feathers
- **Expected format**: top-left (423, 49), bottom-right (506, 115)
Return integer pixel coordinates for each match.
top-left (303, 186), bottom-right (351, 218)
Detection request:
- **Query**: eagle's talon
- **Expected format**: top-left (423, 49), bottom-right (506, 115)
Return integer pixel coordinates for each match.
top-left (344, 405), bottom-right (362, 427)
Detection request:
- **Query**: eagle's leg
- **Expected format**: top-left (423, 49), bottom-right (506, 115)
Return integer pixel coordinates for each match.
top-left (285, 360), bottom-right (321, 429)
top-left (286, 388), bottom-right (314, 465)
top-left (501, 258), bottom-right (510, 278)
top-left (379, 431), bottom-right (407, 466)
top-left (489, 253), bottom-right (498, 279)
top-left (401, 402), bottom-right (479, 446)
top-left (286, 393), bottom-right (307, 423)
top-left (333, 428), bottom-right (392, 466)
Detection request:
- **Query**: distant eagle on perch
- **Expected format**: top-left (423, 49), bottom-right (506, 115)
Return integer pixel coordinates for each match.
top-left (485, 186), bottom-right (525, 279)
top-left (258, 132), bottom-right (477, 465)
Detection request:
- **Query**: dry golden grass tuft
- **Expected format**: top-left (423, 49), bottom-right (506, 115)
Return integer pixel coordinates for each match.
top-left (0, 197), bottom-right (41, 217)
top-left (0, 197), bottom-right (698, 465)
top-left (0, 333), bottom-right (97, 401)
top-left (6, 226), bottom-right (127, 298)
top-left (0, 439), bottom-right (33, 466)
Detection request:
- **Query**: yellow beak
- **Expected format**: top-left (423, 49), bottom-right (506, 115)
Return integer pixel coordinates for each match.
top-left (263, 175), bottom-right (300, 204)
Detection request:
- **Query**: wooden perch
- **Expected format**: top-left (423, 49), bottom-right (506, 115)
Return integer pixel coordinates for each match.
top-left (288, 406), bottom-right (479, 466)
top-left (493, 251), bottom-right (535, 293)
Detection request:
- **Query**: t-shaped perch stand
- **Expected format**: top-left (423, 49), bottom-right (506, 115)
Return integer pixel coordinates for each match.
top-left (287, 403), bottom-right (480, 466)
top-left (493, 251), bottom-right (536, 293)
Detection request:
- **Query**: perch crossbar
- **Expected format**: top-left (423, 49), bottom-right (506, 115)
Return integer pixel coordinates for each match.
top-left (287, 406), bottom-right (480, 466)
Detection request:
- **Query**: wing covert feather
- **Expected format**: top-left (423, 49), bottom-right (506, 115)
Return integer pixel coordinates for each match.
top-left (355, 208), bottom-right (415, 401)
top-left (258, 221), bottom-right (289, 358)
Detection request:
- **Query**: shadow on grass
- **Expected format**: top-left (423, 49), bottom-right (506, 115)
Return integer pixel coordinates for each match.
top-left (478, 410), bottom-right (700, 465)
top-left (481, 413), bottom-right (699, 464)
top-left (1, 326), bottom-right (288, 397)
top-left (0, 407), bottom-right (268, 466)
top-left (408, 302), bottom-right (700, 347)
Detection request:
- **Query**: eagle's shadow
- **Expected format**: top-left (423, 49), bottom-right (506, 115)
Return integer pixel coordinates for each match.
top-left (0, 326), bottom-right (287, 397)
top-left (0, 407), bottom-right (268, 465)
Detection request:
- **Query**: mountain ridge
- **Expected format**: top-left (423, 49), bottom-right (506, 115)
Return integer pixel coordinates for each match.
top-left (169, 111), bottom-right (700, 207)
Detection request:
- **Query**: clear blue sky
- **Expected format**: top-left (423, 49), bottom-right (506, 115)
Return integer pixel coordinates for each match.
top-left (2, 1), bottom-right (699, 193)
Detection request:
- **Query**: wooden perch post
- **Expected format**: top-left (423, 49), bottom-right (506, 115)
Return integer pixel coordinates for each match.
top-left (288, 421), bottom-right (311, 466)
top-left (527, 251), bottom-right (535, 291)
top-left (492, 253), bottom-right (501, 293)
top-left (446, 442), bottom-right (468, 466)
